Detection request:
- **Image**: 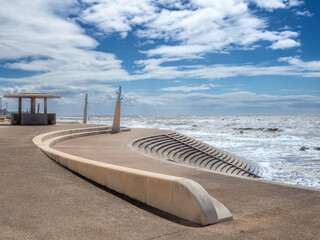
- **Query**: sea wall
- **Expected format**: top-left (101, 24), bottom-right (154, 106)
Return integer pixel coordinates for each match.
top-left (33, 126), bottom-right (232, 225)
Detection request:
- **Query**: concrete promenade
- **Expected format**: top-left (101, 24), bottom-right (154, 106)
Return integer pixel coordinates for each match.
top-left (1, 123), bottom-right (320, 239)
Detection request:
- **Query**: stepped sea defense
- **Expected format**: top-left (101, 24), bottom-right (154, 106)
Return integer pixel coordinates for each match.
top-left (132, 132), bottom-right (261, 178)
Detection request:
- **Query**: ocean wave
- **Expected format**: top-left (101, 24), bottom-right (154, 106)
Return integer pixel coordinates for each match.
top-left (57, 114), bottom-right (320, 189)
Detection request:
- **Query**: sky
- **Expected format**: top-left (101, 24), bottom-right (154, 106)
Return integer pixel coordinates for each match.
top-left (0, 0), bottom-right (320, 115)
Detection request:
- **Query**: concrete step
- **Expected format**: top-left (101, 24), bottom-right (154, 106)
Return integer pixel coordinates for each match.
top-left (132, 132), bottom-right (262, 178)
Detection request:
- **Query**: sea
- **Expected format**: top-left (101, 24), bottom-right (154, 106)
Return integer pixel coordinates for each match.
top-left (57, 115), bottom-right (320, 190)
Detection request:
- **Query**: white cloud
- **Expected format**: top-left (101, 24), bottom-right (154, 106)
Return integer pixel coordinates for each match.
top-left (137, 1), bottom-right (270, 58)
top-left (79, 0), bottom-right (302, 60)
top-left (251, 0), bottom-right (303, 10)
top-left (252, 0), bottom-right (286, 10)
top-left (0, 0), bottom-right (130, 88)
top-left (270, 39), bottom-right (300, 49)
top-left (3, 85), bottom-right (318, 114)
top-left (287, 0), bottom-right (304, 7)
top-left (1, 0), bottom-right (318, 115)
top-left (278, 56), bottom-right (320, 71)
top-left (121, 90), bottom-right (320, 114)
top-left (3, 54), bottom-right (319, 91)
top-left (160, 84), bottom-right (211, 92)
top-left (80, 0), bottom-right (156, 36)
top-left (142, 45), bottom-right (209, 59)
top-left (209, 84), bottom-right (221, 88)
top-left (133, 56), bottom-right (320, 81)
top-left (0, 83), bottom-right (121, 115)
top-left (0, 0), bottom-right (96, 60)
top-left (0, 0), bottom-right (306, 77)
top-left (296, 10), bottom-right (313, 17)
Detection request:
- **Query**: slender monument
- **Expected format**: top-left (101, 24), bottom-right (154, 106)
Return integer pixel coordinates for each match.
top-left (112, 86), bottom-right (122, 133)
top-left (83, 93), bottom-right (88, 124)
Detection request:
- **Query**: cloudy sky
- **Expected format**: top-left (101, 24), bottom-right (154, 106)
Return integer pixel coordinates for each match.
top-left (1, 0), bottom-right (319, 115)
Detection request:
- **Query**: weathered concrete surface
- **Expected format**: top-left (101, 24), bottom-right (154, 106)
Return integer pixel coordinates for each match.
top-left (0, 124), bottom-right (189, 240)
top-left (34, 126), bottom-right (232, 225)
top-left (54, 128), bottom-right (320, 240)
top-left (1, 123), bottom-right (320, 239)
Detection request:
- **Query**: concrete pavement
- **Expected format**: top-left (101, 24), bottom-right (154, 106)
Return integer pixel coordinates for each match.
top-left (1, 123), bottom-right (320, 239)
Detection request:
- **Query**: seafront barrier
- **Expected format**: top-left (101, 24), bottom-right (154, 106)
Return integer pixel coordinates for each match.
top-left (33, 126), bottom-right (233, 225)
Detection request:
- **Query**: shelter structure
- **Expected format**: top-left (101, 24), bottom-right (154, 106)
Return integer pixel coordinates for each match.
top-left (3, 93), bottom-right (61, 125)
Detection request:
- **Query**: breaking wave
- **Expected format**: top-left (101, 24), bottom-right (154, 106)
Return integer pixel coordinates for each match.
top-left (57, 114), bottom-right (320, 189)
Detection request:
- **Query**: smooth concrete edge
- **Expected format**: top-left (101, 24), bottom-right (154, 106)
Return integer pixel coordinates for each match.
top-left (32, 126), bottom-right (233, 225)
top-left (40, 125), bottom-right (111, 142)
top-left (46, 129), bottom-right (113, 147)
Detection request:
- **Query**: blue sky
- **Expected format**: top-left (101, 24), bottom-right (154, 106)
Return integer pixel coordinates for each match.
top-left (1, 0), bottom-right (320, 115)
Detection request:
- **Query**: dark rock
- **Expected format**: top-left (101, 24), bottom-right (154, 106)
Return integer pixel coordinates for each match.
top-left (300, 146), bottom-right (309, 151)
top-left (265, 128), bottom-right (280, 132)
top-left (233, 127), bottom-right (281, 132)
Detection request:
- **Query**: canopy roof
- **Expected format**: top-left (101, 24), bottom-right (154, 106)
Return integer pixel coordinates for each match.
top-left (3, 93), bottom-right (61, 99)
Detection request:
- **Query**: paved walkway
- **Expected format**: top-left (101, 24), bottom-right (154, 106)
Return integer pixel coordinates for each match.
top-left (1, 124), bottom-right (320, 239)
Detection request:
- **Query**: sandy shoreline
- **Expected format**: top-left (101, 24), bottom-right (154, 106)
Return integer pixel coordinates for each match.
top-left (1, 123), bottom-right (320, 239)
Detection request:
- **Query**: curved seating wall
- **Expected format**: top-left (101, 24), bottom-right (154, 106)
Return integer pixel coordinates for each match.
top-left (33, 126), bottom-right (232, 225)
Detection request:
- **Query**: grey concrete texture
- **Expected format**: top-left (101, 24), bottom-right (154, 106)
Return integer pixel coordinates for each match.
top-left (35, 126), bottom-right (233, 225)
top-left (131, 132), bottom-right (261, 177)
top-left (0, 124), bottom-right (184, 239)
top-left (53, 127), bottom-right (320, 240)
top-left (1, 123), bottom-right (320, 239)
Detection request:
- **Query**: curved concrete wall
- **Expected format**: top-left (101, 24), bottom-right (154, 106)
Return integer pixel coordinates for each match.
top-left (33, 126), bottom-right (232, 225)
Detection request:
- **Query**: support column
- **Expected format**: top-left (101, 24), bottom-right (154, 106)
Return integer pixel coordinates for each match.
top-left (18, 97), bottom-right (22, 115)
top-left (44, 98), bottom-right (47, 114)
top-left (30, 97), bottom-right (36, 114)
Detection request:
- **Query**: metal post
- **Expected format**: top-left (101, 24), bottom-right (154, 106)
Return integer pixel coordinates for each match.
top-left (83, 94), bottom-right (88, 124)
top-left (30, 97), bottom-right (36, 114)
top-left (19, 97), bottom-right (22, 115)
top-left (112, 86), bottom-right (122, 133)
top-left (44, 98), bottom-right (47, 114)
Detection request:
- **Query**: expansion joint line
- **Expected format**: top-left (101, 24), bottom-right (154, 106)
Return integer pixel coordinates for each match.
top-left (146, 228), bottom-right (190, 240)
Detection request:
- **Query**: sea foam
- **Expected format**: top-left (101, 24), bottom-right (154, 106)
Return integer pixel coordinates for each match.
top-left (57, 115), bottom-right (320, 189)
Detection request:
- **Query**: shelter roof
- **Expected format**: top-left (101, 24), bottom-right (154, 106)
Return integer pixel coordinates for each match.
top-left (3, 93), bottom-right (61, 99)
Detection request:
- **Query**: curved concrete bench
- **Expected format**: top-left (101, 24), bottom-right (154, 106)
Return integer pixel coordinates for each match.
top-left (33, 126), bottom-right (232, 225)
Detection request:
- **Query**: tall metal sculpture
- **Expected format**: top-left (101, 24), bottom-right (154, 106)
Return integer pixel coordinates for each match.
top-left (83, 93), bottom-right (88, 124)
top-left (112, 86), bottom-right (122, 133)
